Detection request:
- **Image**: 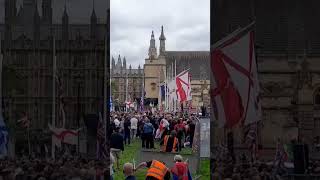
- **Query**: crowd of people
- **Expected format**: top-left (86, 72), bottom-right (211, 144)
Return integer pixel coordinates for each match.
top-left (0, 157), bottom-right (109, 180)
top-left (0, 110), bottom-right (200, 180)
top-left (109, 111), bottom-right (197, 151)
top-left (109, 110), bottom-right (199, 180)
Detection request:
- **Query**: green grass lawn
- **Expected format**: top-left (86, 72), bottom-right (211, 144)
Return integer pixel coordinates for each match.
top-left (113, 139), bottom-right (210, 180)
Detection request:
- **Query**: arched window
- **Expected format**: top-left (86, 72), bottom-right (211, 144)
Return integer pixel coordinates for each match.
top-left (315, 88), bottom-right (320, 105)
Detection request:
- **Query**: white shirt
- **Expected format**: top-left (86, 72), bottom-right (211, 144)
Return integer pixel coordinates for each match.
top-left (114, 119), bottom-right (120, 127)
top-left (130, 117), bottom-right (138, 129)
top-left (161, 119), bottom-right (170, 129)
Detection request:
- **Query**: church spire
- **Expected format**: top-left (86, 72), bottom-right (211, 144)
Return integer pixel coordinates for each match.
top-left (90, 0), bottom-right (97, 40)
top-left (123, 56), bottom-right (127, 69)
top-left (91, 0), bottom-right (97, 21)
top-left (148, 31), bottom-right (157, 59)
top-left (62, 0), bottom-right (68, 22)
top-left (159, 25), bottom-right (166, 56)
top-left (117, 54), bottom-right (122, 68)
top-left (33, 0), bottom-right (40, 45)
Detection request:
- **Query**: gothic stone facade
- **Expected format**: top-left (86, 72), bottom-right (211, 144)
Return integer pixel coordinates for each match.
top-left (144, 27), bottom-right (210, 109)
top-left (111, 55), bottom-right (143, 110)
top-left (1, 0), bottom-right (107, 143)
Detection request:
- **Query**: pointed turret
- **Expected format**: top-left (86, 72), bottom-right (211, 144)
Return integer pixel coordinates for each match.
top-left (129, 64), bottom-right (132, 74)
top-left (111, 56), bottom-right (116, 69)
top-left (159, 25), bottom-right (166, 56)
top-left (148, 31), bottom-right (157, 59)
top-left (90, 0), bottom-right (97, 40)
top-left (117, 54), bottom-right (122, 69)
top-left (123, 56), bottom-right (127, 69)
top-left (62, 1), bottom-right (68, 23)
top-left (62, 1), bottom-right (69, 46)
top-left (33, 0), bottom-right (40, 45)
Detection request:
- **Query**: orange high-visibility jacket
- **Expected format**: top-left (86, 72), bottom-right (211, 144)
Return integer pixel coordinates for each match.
top-left (171, 162), bottom-right (189, 180)
top-left (162, 135), bottom-right (178, 152)
top-left (146, 160), bottom-right (168, 180)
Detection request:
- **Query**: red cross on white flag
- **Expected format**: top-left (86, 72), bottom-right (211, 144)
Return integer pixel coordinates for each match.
top-left (211, 22), bottom-right (261, 129)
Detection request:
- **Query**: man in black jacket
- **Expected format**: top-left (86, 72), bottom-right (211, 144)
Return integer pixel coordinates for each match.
top-left (111, 127), bottom-right (124, 170)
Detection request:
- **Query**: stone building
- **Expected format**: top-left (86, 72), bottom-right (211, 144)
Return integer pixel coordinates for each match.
top-left (0, 0), bottom-right (107, 154)
top-left (143, 26), bottom-right (210, 110)
top-left (111, 55), bottom-right (144, 111)
top-left (212, 0), bottom-right (320, 151)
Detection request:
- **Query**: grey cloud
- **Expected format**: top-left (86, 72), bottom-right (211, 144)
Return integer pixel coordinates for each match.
top-left (111, 0), bottom-right (210, 67)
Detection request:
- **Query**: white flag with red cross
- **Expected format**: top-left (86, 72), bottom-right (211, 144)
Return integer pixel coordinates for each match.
top-left (211, 22), bottom-right (261, 129)
top-left (175, 70), bottom-right (191, 103)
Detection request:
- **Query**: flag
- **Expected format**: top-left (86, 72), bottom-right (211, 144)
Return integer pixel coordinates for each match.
top-left (140, 95), bottom-right (144, 112)
top-left (97, 112), bottom-right (107, 160)
top-left (175, 70), bottom-right (190, 103)
top-left (110, 97), bottom-right (113, 111)
top-left (211, 22), bottom-right (261, 129)
top-left (0, 115), bottom-right (8, 157)
top-left (161, 84), bottom-right (166, 99)
top-left (168, 80), bottom-right (177, 101)
top-left (17, 112), bottom-right (30, 128)
top-left (49, 124), bottom-right (80, 148)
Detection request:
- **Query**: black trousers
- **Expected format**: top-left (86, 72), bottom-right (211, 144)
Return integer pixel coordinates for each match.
top-left (145, 133), bottom-right (153, 149)
top-left (189, 133), bottom-right (194, 147)
top-left (141, 133), bottom-right (146, 148)
top-left (124, 131), bottom-right (130, 145)
top-left (177, 135), bottom-right (183, 152)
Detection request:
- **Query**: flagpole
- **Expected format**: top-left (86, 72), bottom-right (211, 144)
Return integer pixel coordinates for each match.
top-left (171, 62), bottom-right (173, 112)
top-left (164, 69), bottom-right (167, 112)
top-left (125, 70), bottom-right (128, 112)
top-left (174, 59), bottom-right (177, 112)
top-left (52, 35), bottom-right (56, 159)
top-left (158, 71), bottom-right (161, 111)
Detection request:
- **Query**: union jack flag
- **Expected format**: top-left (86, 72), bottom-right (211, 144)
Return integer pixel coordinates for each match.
top-left (97, 113), bottom-right (107, 159)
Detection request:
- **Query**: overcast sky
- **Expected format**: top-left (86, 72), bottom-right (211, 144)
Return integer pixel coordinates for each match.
top-left (111, 0), bottom-right (210, 68)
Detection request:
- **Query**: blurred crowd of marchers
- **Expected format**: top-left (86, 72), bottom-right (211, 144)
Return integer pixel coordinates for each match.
top-left (0, 157), bottom-right (109, 180)
top-left (211, 150), bottom-right (320, 180)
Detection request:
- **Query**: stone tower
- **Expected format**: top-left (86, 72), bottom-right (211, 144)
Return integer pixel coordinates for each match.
top-left (159, 26), bottom-right (166, 57)
top-left (148, 31), bottom-right (157, 60)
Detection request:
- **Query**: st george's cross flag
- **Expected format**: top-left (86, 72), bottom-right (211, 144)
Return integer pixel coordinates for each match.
top-left (211, 22), bottom-right (261, 129)
top-left (48, 124), bottom-right (81, 148)
top-left (175, 70), bottom-right (191, 103)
